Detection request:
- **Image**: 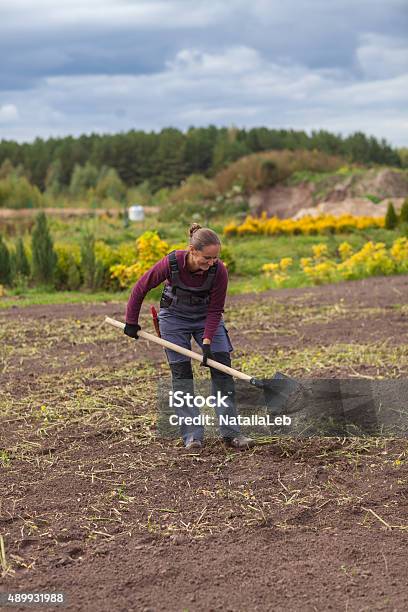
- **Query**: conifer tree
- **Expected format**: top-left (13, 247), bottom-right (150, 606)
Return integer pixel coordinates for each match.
top-left (399, 198), bottom-right (408, 224)
top-left (80, 230), bottom-right (96, 290)
top-left (385, 201), bottom-right (398, 230)
top-left (31, 212), bottom-right (57, 285)
top-left (15, 237), bottom-right (30, 276)
top-left (0, 235), bottom-right (12, 285)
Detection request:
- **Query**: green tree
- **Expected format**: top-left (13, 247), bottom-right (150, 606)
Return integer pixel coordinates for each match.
top-left (45, 159), bottom-right (63, 197)
top-left (95, 167), bottom-right (126, 202)
top-left (398, 148), bottom-right (408, 168)
top-left (399, 198), bottom-right (408, 224)
top-left (0, 159), bottom-right (15, 179)
top-left (212, 133), bottom-right (249, 172)
top-left (0, 235), bottom-right (12, 285)
top-left (80, 230), bottom-right (96, 290)
top-left (15, 237), bottom-right (30, 276)
top-left (80, 230), bottom-right (104, 290)
top-left (151, 128), bottom-right (187, 191)
top-left (69, 162), bottom-right (99, 197)
top-left (184, 126), bottom-right (218, 175)
top-left (385, 201), bottom-right (398, 230)
top-left (31, 212), bottom-right (57, 285)
top-left (0, 175), bottom-right (42, 209)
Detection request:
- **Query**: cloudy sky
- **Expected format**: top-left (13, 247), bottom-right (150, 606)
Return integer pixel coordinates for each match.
top-left (1, 0), bottom-right (407, 145)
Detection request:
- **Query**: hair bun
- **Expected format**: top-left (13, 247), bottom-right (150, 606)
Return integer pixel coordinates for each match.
top-left (189, 223), bottom-right (202, 238)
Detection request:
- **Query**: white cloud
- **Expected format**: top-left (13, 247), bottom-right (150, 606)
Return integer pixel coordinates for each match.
top-left (357, 33), bottom-right (408, 79)
top-left (1, 0), bottom-right (227, 31)
top-left (168, 47), bottom-right (263, 76)
top-left (1, 44), bottom-right (407, 145)
top-left (0, 104), bottom-right (19, 122)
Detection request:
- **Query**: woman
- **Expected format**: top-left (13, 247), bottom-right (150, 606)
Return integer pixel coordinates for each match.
top-left (124, 223), bottom-right (255, 451)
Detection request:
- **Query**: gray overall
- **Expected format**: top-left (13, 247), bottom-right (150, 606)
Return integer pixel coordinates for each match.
top-left (158, 251), bottom-right (241, 443)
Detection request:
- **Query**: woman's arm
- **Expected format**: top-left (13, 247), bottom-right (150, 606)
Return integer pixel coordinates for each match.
top-left (203, 262), bottom-right (228, 342)
top-left (125, 255), bottom-right (170, 324)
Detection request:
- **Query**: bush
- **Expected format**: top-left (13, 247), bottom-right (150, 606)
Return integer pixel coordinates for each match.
top-left (385, 201), bottom-right (398, 230)
top-left (80, 231), bottom-right (104, 290)
top-left (31, 212), bottom-right (57, 285)
top-left (110, 231), bottom-right (170, 288)
top-left (169, 175), bottom-right (218, 204)
top-left (224, 213), bottom-right (384, 237)
top-left (95, 168), bottom-right (126, 202)
top-left (55, 244), bottom-right (82, 290)
top-left (0, 174), bottom-right (43, 209)
top-left (69, 162), bottom-right (99, 197)
top-left (399, 198), bottom-right (408, 224)
top-left (263, 237), bottom-right (408, 288)
top-left (14, 237), bottom-right (30, 277)
top-left (94, 241), bottom-right (122, 291)
top-left (0, 235), bottom-right (12, 285)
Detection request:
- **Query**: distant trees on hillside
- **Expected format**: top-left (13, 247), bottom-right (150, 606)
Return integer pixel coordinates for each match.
top-left (0, 126), bottom-right (402, 194)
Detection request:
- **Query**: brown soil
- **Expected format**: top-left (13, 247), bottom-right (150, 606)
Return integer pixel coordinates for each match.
top-left (1, 275), bottom-right (407, 611)
top-left (249, 183), bottom-right (314, 218)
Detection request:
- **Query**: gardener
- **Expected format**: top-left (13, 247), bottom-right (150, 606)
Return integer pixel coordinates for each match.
top-left (124, 223), bottom-right (255, 451)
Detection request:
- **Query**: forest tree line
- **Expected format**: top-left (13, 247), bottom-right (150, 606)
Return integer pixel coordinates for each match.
top-left (0, 126), bottom-right (402, 194)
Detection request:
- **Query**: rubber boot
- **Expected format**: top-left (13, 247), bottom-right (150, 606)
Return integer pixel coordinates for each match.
top-left (209, 352), bottom-right (250, 442)
top-left (169, 360), bottom-right (204, 445)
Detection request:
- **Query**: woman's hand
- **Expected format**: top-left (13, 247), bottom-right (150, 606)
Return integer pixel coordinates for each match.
top-left (124, 322), bottom-right (141, 339)
top-left (201, 342), bottom-right (214, 367)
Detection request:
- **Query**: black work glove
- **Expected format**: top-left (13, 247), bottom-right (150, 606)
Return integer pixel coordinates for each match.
top-left (201, 344), bottom-right (214, 367)
top-left (124, 322), bottom-right (141, 339)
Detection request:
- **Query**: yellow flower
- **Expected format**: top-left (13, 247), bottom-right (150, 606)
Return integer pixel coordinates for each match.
top-left (279, 257), bottom-right (293, 271)
top-left (312, 243), bottom-right (329, 260)
top-left (262, 262), bottom-right (280, 276)
top-left (338, 242), bottom-right (353, 261)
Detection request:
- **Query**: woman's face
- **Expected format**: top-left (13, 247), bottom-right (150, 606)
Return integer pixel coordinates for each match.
top-left (189, 244), bottom-right (220, 271)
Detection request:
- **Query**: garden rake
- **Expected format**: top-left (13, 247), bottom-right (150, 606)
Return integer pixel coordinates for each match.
top-left (104, 316), bottom-right (306, 415)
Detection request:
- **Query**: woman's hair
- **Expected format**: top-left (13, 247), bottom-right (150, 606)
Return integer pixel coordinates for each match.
top-left (188, 223), bottom-right (221, 250)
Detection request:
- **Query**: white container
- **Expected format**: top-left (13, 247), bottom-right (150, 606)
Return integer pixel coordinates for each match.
top-left (128, 205), bottom-right (145, 222)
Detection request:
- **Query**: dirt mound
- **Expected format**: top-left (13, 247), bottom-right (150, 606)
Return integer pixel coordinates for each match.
top-left (354, 169), bottom-right (408, 199)
top-left (249, 183), bottom-right (314, 218)
top-left (250, 169), bottom-right (408, 219)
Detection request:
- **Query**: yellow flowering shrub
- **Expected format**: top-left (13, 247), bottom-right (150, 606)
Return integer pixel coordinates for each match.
top-left (110, 231), bottom-right (170, 288)
top-left (224, 214), bottom-right (384, 237)
top-left (263, 237), bottom-right (408, 287)
top-left (302, 260), bottom-right (338, 284)
top-left (338, 242), bottom-right (354, 261)
top-left (337, 242), bottom-right (393, 279)
top-left (390, 237), bottom-right (408, 272)
top-left (311, 244), bottom-right (328, 260)
top-left (262, 257), bottom-right (293, 276)
top-left (262, 256), bottom-right (293, 286)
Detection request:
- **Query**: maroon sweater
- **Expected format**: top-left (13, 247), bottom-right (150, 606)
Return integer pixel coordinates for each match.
top-left (125, 250), bottom-right (228, 340)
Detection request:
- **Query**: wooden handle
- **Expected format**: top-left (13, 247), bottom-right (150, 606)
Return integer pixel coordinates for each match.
top-left (104, 316), bottom-right (252, 382)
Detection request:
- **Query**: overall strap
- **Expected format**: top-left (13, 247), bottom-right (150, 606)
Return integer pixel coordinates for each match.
top-left (168, 250), bottom-right (179, 293)
top-left (168, 250), bottom-right (179, 274)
